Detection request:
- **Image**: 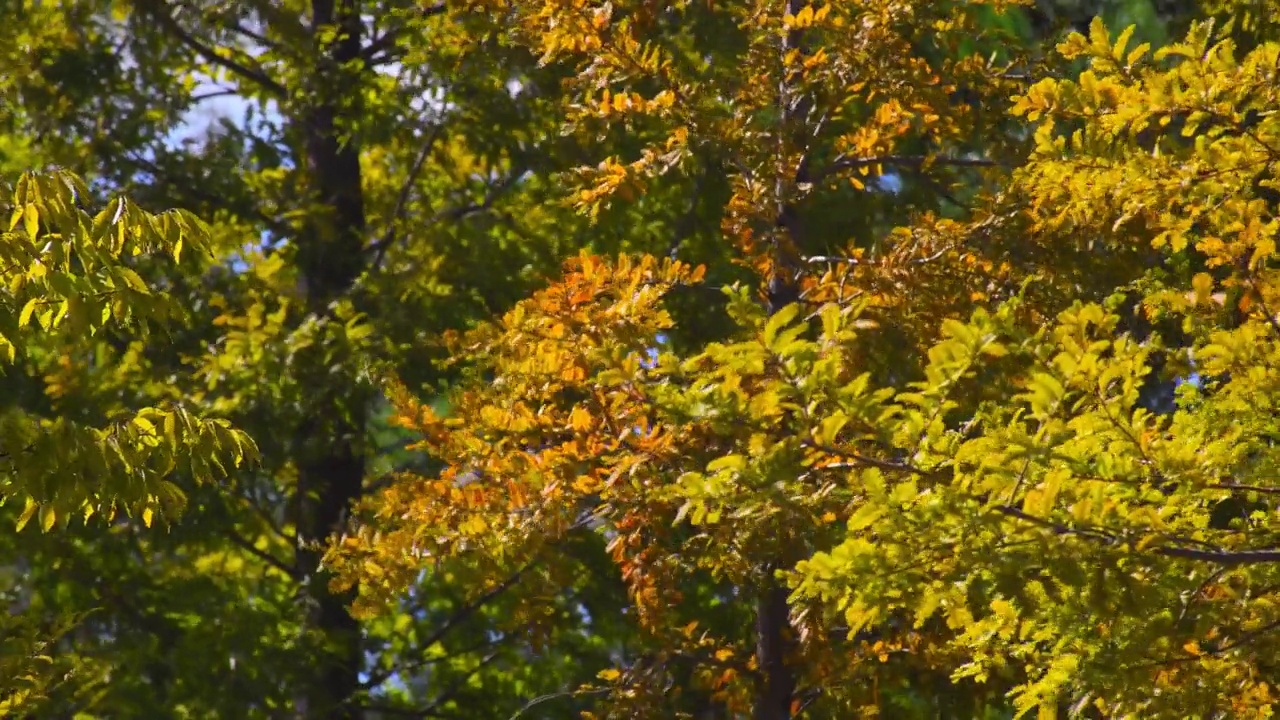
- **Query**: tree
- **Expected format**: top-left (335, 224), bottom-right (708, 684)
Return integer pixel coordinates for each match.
top-left (331, 2), bottom-right (1280, 719)
top-left (0, 169), bottom-right (255, 713)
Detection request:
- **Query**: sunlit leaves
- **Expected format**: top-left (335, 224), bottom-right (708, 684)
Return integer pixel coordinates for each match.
top-left (333, 3), bottom-right (1280, 720)
top-left (0, 171), bottom-right (256, 529)
top-left (0, 171), bottom-right (209, 362)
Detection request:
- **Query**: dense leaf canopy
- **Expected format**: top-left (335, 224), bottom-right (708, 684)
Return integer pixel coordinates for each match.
top-left (9, 0), bottom-right (1280, 719)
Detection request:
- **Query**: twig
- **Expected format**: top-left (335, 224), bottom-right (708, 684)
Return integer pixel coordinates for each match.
top-left (359, 556), bottom-right (539, 690)
top-left (361, 3), bottom-right (448, 62)
top-left (223, 528), bottom-right (298, 578)
top-left (1209, 482), bottom-right (1280, 495)
top-left (368, 124), bottom-right (444, 270)
top-left (814, 154), bottom-right (1003, 183)
top-left (802, 440), bottom-right (944, 478)
top-left (994, 504), bottom-right (1280, 566)
top-left (507, 687), bottom-right (611, 720)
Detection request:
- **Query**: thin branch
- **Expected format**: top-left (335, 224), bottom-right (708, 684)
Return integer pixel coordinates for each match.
top-left (1244, 270), bottom-right (1280, 340)
top-left (1176, 566), bottom-right (1227, 628)
top-left (225, 20), bottom-right (279, 52)
top-left (229, 480), bottom-right (299, 545)
top-left (351, 704), bottom-right (441, 718)
top-left (802, 440), bottom-right (945, 479)
top-left (414, 651), bottom-right (502, 716)
top-left (223, 527), bottom-right (298, 578)
top-left (993, 504), bottom-right (1120, 545)
top-left (359, 558), bottom-right (538, 690)
top-left (362, 3), bottom-right (448, 62)
top-left (804, 255), bottom-right (865, 265)
top-left (815, 154), bottom-right (1004, 183)
top-left (1210, 482), bottom-right (1280, 495)
top-left (120, 151), bottom-right (293, 241)
top-left (1207, 616), bottom-right (1280, 654)
top-left (368, 125), bottom-right (444, 270)
top-left (507, 688), bottom-right (611, 720)
top-left (356, 651), bottom-right (501, 717)
top-left (1124, 615), bottom-right (1280, 672)
top-left (793, 687), bottom-right (823, 716)
top-left (137, 0), bottom-right (287, 97)
top-left (994, 504), bottom-right (1280, 566)
top-left (1153, 545), bottom-right (1280, 566)
top-left (191, 88), bottom-right (242, 103)
top-left (368, 164), bottom-right (528, 271)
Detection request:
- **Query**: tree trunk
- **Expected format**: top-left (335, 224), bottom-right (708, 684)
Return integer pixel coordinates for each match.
top-left (754, 576), bottom-right (795, 720)
top-left (753, 0), bottom-right (809, 715)
top-left (290, 0), bottom-right (369, 717)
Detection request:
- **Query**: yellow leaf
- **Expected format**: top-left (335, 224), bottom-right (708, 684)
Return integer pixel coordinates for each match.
top-left (569, 405), bottom-right (593, 431)
top-left (23, 204), bottom-right (38, 241)
top-left (15, 498), bottom-right (37, 532)
top-left (18, 298), bottom-right (38, 328)
top-left (117, 266), bottom-right (150, 294)
top-left (39, 504), bottom-right (56, 533)
top-left (598, 668), bottom-right (621, 681)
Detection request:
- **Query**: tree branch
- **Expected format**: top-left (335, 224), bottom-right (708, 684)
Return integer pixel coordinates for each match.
top-left (802, 440), bottom-right (945, 479)
top-left (120, 150), bottom-right (293, 241)
top-left (367, 125), bottom-right (444, 270)
top-left (508, 688), bottom-right (611, 720)
top-left (994, 504), bottom-right (1280, 566)
top-left (367, 161), bottom-right (528, 271)
top-left (224, 528), bottom-right (299, 578)
top-left (1210, 482), bottom-right (1280, 495)
top-left (359, 558), bottom-right (537, 690)
top-left (814, 154), bottom-right (1004, 183)
top-left (361, 3), bottom-right (448, 62)
top-left (136, 0), bottom-right (287, 97)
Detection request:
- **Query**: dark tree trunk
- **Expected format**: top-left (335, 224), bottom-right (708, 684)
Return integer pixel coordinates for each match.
top-left (290, 0), bottom-right (369, 717)
top-left (751, 0), bottom-right (808, 715)
top-left (754, 577), bottom-right (795, 720)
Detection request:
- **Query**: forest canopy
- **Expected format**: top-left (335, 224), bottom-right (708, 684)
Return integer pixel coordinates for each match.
top-left (5, 0), bottom-right (1280, 718)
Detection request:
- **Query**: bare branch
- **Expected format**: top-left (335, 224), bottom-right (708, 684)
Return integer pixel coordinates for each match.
top-left (1154, 545), bottom-right (1280, 566)
top-left (803, 255), bottom-right (864, 265)
top-left (1210, 482), bottom-right (1280, 495)
top-left (225, 20), bottom-right (279, 52)
top-left (994, 504), bottom-right (1280, 566)
top-left (415, 651), bottom-right (502, 716)
top-left (191, 88), bottom-right (241, 103)
top-left (119, 150), bottom-right (294, 243)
